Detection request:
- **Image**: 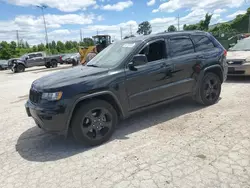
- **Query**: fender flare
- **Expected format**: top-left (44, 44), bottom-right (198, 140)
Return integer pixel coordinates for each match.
top-left (66, 91), bottom-right (125, 130)
top-left (193, 64), bottom-right (223, 97)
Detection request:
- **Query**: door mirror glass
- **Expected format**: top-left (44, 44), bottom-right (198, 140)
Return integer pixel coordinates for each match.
top-left (132, 54), bottom-right (147, 66)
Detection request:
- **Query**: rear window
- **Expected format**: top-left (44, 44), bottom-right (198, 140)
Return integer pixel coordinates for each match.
top-left (170, 37), bottom-right (194, 56)
top-left (191, 35), bottom-right (215, 51)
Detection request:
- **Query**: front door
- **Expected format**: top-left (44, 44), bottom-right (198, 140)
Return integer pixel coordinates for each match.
top-left (125, 39), bottom-right (174, 110)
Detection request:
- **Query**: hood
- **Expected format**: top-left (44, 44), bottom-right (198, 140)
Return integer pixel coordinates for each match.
top-left (33, 65), bottom-right (109, 90)
top-left (227, 51), bottom-right (250, 61)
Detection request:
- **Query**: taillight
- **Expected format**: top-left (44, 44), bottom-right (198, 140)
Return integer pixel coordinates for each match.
top-left (223, 50), bottom-right (227, 57)
top-left (59, 56), bottom-right (62, 61)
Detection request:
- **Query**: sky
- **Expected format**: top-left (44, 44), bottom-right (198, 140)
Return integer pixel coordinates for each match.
top-left (0, 0), bottom-right (249, 45)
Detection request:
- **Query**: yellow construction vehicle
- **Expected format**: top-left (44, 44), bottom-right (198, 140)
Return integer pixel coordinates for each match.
top-left (79, 35), bottom-right (111, 63)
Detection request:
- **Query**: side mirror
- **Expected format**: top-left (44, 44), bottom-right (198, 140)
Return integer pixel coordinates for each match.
top-left (132, 54), bottom-right (147, 66)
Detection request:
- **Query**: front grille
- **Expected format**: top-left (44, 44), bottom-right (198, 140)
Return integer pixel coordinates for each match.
top-left (29, 89), bottom-right (42, 103)
top-left (227, 61), bottom-right (243, 65)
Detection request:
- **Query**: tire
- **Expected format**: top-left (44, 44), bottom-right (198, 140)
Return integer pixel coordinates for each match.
top-left (45, 63), bottom-right (51, 68)
top-left (16, 64), bottom-right (25, 73)
top-left (71, 100), bottom-right (118, 146)
top-left (195, 72), bottom-right (221, 106)
top-left (51, 60), bottom-right (58, 68)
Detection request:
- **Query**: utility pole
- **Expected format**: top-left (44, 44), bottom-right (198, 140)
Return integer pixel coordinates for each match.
top-left (16, 30), bottom-right (19, 47)
top-left (37, 5), bottom-right (49, 52)
top-left (120, 27), bottom-right (123, 40)
top-left (80, 29), bottom-right (83, 42)
top-left (97, 30), bottom-right (99, 36)
top-left (177, 14), bottom-right (180, 31)
top-left (130, 25), bottom-right (132, 36)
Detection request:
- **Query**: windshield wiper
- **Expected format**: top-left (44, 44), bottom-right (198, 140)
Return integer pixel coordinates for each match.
top-left (87, 64), bottom-right (99, 67)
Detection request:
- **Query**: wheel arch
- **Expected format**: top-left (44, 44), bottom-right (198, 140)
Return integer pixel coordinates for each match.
top-left (66, 91), bottom-right (125, 130)
top-left (204, 65), bottom-right (223, 83)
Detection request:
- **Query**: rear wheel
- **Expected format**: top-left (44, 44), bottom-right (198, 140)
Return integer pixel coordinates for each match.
top-left (71, 100), bottom-right (118, 146)
top-left (51, 60), bottom-right (58, 68)
top-left (196, 72), bottom-right (221, 105)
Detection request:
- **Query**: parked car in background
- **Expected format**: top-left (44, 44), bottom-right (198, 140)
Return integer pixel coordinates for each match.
top-left (61, 53), bottom-right (80, 66)
top-left (0, 60), bottom-right (8, 70)
top-left (8, 52), bottom-right (63, 73)
top-left (227, 37), bottom-right (250, 76)
top-left (25, 31), bottom-right (227, 146)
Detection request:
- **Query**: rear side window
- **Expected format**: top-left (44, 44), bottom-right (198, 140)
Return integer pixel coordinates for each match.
top-left (192, 35), bottom-right (215, 51)
top-left (170, 38), bottom-right (194, 57)
top-left (36, 53), bottom-right (43, 57)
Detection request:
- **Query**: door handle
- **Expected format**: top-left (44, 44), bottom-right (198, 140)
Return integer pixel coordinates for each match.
top-left (196, 55), bottom-right (204, 59)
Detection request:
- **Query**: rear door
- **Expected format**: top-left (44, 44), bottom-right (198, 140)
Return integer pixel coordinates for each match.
top-left (167, 36), bottom-right (197, 96)
top-left (125, 39), bottom-right (174, 110)
top-left (35, 53), bottom-right (45, 66)
top-left (190, 35), bottom-right (221, 68)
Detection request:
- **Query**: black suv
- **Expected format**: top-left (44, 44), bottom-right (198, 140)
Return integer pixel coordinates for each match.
top-left (25, 31), bottom-right (228, 146)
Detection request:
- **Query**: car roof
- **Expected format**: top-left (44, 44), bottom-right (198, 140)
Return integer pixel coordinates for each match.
top-left (123, 30), bottom-right (209, 43)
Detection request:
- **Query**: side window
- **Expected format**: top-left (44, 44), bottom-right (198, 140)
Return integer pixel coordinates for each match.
top-left (28, 54), bottom-right (35, 59)
top-left (170, 38), bottom-right (194, 56)
top-left (36, 53), bottom-right (43, 57)
top-left (139, 40), bottom-right (166, 62)
top-left (192, 35), bottom-right (215, 51)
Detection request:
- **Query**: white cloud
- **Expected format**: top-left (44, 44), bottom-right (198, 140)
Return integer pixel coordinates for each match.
top-left (213, 9), bottom-right (227, 14)
top-left (6, 0), bottom-right (96, 12)
top-left (153, 0), bottom-right (245, 13)
top-left (97, 15), bottom-right (104, 21)
top-left (227, 10), bottom-right (247, 18)
top-left (102, 1), bottom-right (133, 11)
top-left (152, 9), bottom-right (159, 13)
top-left (147, 0), bottom-right (156, 6)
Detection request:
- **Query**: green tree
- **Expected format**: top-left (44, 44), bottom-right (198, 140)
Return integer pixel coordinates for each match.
top-left (56, 41), bottom-right (65, 52)
top-left (32, 45), bottom-right (38, 52)
top-left (183, 13), bottom-right (213, 31)
top-left (83, 38), bottom-right (94, 46)
top-left (65, 41), bottom-right (73, 50)
top-left (37, 43), bottom-right (45, 51)
top-left (25, 41), bottom-right (30, 49)
top-left (137, 21), bottom-right (152, 35)
top-left (0, 41), bottom-right (12, 59)
top-left (51, 41), bottom-right (56, 49)
top-left (10, 41), bottom-right (17, 50)
top-left (231, 8), bottom-right (250, 33)
top-left (72, 41), bottom-right (78, 48)
top-left (167, 25), bottom-right (177, 32)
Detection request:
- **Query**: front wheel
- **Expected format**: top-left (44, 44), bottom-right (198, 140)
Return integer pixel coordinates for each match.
top-left (196, 72), bottom-right (221, 105)
top-left (16, 64), bottom-right (25, 73)
top-left (71, 100), bottom-right (118, 146)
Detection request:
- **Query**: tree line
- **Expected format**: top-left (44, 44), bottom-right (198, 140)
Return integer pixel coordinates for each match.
top-left (0, 38), bottom-right (94, 60)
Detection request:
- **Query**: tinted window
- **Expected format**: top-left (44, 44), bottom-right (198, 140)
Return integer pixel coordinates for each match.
top-left (170, 38), bottom-right (194, 56)
top-left (139, 40), bottom-right (166, 62)
top-left (36, 53), bottom-right (43, 57)
top-left (192, 35), bottom-right (215, 51)
top-left (28, 54), bottom-right (35, 59)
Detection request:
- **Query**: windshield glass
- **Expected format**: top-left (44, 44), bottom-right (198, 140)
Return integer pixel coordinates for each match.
top-left (20, 54), bottom-right (28, 60)
top-left (0, 60), bottom-right (7, 64)
top-left (87, 41), bottom-right (139, 68)
top-left (230, 38), bottom-right (250, 51)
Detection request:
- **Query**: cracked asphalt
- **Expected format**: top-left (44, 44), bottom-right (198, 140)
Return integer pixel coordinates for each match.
top-left (0, 65), bottom-right (250, 188)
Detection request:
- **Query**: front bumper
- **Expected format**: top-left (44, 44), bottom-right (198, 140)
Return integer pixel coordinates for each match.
top-left (25, 100), bottom-right (69, 135)
top-left (227, 63), bottom-right (250, 76)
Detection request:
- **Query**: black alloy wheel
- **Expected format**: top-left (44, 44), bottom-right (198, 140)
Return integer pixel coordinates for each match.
top-left (81, 108), bottom-right (113, 140)
top-left (71, 100), bottom-right (117, 146)
top-left (199, 72), bottom-right (221, 105)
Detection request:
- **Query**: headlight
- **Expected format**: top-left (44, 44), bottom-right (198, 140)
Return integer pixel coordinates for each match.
top-left (42, 92), bottom-right (63, 101)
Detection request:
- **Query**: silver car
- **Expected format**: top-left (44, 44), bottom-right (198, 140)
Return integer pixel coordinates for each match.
top-left (227, 37), bottom-right (250, 76)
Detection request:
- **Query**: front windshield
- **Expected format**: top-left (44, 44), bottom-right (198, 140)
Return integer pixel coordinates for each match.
top-left (87, 41), bottom-right (139, 68)
top-left (20, 54), bottom-right (28, 60)
top-left (230, 38), bottom-right (250, 51)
